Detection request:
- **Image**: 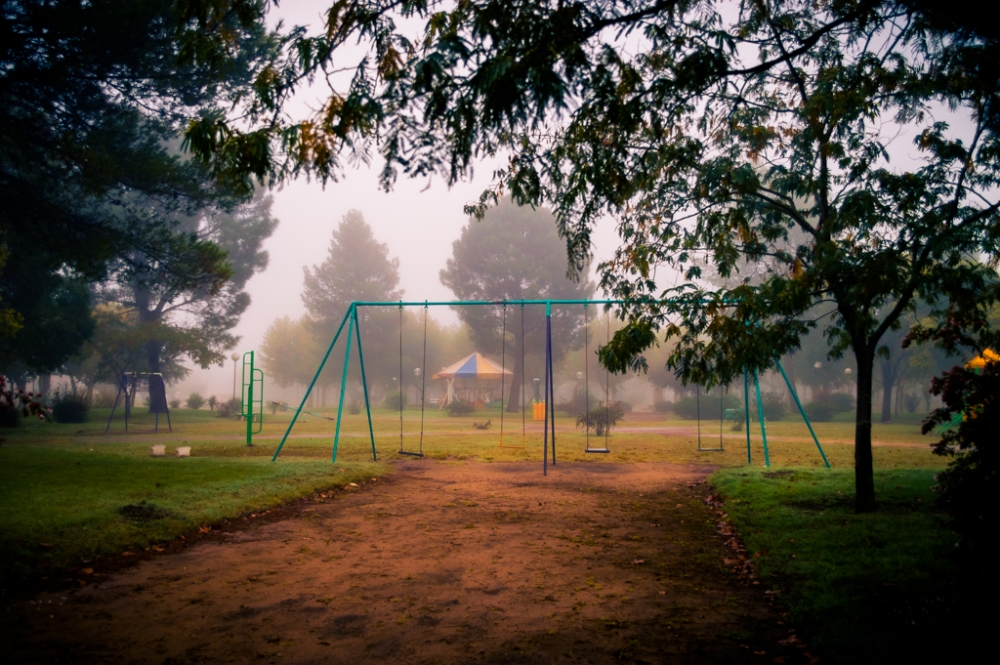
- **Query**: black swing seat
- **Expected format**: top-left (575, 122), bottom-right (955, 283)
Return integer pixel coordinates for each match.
top-left (585, 447), bottom-right (611, 454)
top-left (398, 450), bottom-right (424, 457)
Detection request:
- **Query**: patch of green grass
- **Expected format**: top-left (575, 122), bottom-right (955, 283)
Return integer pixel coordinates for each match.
top-left (710, 467), bottom-right (962, 664)
top-left (0, 443), bottom-right (386, 593)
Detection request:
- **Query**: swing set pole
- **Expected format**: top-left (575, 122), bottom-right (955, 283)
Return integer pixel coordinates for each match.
top-left (332, 305), bottom-right (356, 462)
top-left (776, 358), bottom-right (830, 468)
top-left (753, 369), bottom-right (770, 467)
top-left (354, 308), bottom-right (378, 461)
top-left (272, 308), bottom-right (352, 462)
top-left (744, 370), bottom-right (752, 464)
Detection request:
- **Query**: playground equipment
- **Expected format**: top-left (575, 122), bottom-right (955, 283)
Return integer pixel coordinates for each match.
top-left (104, 372), bottom-right (172, 433)
top-left (270, 299), bottom-right (830, 472)
top-left (241, 351), bottom-right (264, 447)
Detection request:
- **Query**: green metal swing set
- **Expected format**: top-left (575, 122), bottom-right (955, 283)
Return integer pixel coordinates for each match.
top-left (265, 299), bottom-right (830, 474)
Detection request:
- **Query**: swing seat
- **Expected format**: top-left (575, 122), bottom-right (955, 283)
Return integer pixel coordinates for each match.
top-left (585, 447), bottom-right (610, 454)
top-left (398, 450), bottom-right (424, 457)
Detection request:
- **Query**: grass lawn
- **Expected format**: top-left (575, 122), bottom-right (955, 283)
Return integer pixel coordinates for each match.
top-left (1, 402), bottom-right (959, 662)
top-left (710, 467), bottom-right (968, 664)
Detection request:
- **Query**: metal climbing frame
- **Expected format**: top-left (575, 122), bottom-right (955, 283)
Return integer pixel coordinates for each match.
top-left (269, 299), bottom-right (830, 472)
top-left (241, 351), bottom-right (264, 447)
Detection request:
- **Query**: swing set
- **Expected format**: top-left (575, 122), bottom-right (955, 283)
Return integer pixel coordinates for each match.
top-left (270, 299), bottom-right (830, 473)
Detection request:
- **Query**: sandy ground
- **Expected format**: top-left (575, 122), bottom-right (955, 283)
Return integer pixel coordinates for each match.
top-left (2, 462), bottom-right (814, 664)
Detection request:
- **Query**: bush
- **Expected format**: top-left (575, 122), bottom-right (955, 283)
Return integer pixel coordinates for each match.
top-left (186, 393), bottom-right (205, 410)
top-left (447, 399), bottom-right (475, 416)
top-left (618, 400), bottom-right (633, 414)
top-left (51, 391), bottom-right (90, 424)
top-left (904, 393), bottom-right (921, 413)
top-left (576, 401), bottom-right (625, 435)
top-left (826, 392), bottom-right (855, 413)
top-left (674, 392), bottom-right (741, 420)
top-left (168, 399), bottom-right (181, 410)
top-left (653, 400), bottom-right (674, 414)
top-left (217, 397), bottom-right (242, 418)
top-left (348, 401), bottom-right (361, 415)
top-left (804, 401), bottom-right (835, 422)
top-left (207, 396), bottom-right (218, 411)
top-left (383, 389), bottom-right (408, 410)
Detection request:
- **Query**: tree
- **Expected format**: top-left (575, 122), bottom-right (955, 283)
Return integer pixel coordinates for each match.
top-left (260, 316), bottom-right (323, 389)
top-left (1, 0), bottom-right (276, 370)
top-left (440, 199), bottom-right (594, 411)
top-left (184, 1), bottom-right (1000, 513)
top-left (98, 190), bottom-right (277, 383)
top-left (301, 210), bottom-right (403, 395)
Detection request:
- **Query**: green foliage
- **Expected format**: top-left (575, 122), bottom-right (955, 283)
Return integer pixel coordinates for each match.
top-left (0, 405), bottom-right (20, 428)
top-left (653, 400), bottom-right (674, 414)
top-left (186, 393), bottom-right (205, 410)
top-left (50, 391), bottom-right (90, 424)
top-left (207, 395), bottom-right (218, 411)
top-left (575, 401), bottom-right (625, 436)
top-left (910, 300), bottom-right (1000, 565)
top-left (168, 399), bottom-right (182, 410)
top-left (804, 402), bottom-right (836, 423)
top-left (761, 393), bottom-right (787, 421)
top-left (446, 400), bottom-right (475, 416)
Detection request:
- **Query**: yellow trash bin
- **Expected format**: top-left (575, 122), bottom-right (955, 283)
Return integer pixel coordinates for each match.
top-left (533, 402), bottom-right (546, 421)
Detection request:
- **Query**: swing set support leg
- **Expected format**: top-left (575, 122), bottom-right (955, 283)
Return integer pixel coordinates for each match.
top-left (332, 306), bottom-right (356, 463)
top-left (753, 369), bottom-right (770, 467)
top-left (272, 309), bottom-right (352, 462)
top-left (776, 358), bottom-right (830, 468)
top-left (354, 309), bottom-right (377, 461)
top-left (543, 303), bottom-right (551, 476)
top-left (744, 370), bottom-right (752, 464)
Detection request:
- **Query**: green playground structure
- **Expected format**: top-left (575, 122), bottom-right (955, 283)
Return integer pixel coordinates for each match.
top-left (241, 350), bottom-right (264, 447)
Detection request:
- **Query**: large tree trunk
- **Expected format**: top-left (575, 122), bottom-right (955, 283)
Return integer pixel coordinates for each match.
top-left (879, 357), bottom-right (896, 423)
top-left (855, 347), bottom-right (877, 513)
top-left (38, 374), bottom-right (51, 400)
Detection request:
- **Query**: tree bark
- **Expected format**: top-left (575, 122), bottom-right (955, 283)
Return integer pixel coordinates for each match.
top-left (855, 347), bottom-right (877, 513)
top-left (879, 357), bottom-right (896, 423)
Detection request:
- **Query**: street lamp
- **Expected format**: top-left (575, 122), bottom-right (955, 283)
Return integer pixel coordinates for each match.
top-left (414, 367), bottom-right (421, 402)
top-left (231, 352), bottom-right (241, 400)
top-left (532, 377), bottom-right (541, 402)
top-left (844, 367), bottom-right (852, 375)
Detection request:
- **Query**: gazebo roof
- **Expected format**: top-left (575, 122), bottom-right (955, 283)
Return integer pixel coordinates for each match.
top-left (432, 352), bottom-right (513, 380)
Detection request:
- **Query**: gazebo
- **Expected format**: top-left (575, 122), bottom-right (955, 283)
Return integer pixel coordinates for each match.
top-left (432, 352), bottom-right (512, 408)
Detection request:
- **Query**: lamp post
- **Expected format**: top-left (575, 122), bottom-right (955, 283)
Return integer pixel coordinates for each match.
top-left (533, 377), bottom-right (541, 403)
top-left (231, 352), bottom-right (241, 401)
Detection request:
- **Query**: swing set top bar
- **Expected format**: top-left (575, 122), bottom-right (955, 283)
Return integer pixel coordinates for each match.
top-left (353, 299), bottom-right (624, 307)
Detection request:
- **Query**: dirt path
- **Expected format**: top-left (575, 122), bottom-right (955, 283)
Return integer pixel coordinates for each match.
top-left (2, 462), bottom-right (811, 664)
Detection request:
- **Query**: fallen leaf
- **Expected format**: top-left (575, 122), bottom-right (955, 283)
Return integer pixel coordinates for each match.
top-left (152, 545), bottom-right (164, 552)
top-left (80, 568), bottom-right (93, 575)
top-left (199, 526), bottom-right (211, 533)
top-left (632, 559), bottom-right (645, 565)
top-left (754, 650), bottom-right (767, 656)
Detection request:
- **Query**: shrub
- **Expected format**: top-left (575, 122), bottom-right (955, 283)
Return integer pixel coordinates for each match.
top-left (904, 393), bottom-right (921, 413)
top-left (618, 400), bottom-right (633, 414)
top-left (186, 393), bottom-right (205, 410)
top-left (653, 400), bottom-right (674, 414)
top-left (383, 389), bottom-right (407, 410)
top-left (348, 401), bottom-right (362, 415)
top-left (826, 392), bottom-right (855, 413)
top-left (447, 399), bottom-right (475, 416)
top-left (804, 401), bottom-right (835, 422)
top-left (51, 391), bottom-right (90, 424)
top-left (207, 396), bottom-right (218, 411)
top-left (168, 399), bottom-right (181, 410)
top-left (217, 397), bottom-right (242, 418)
top-left (576, 401), bottom-right (626, 436)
